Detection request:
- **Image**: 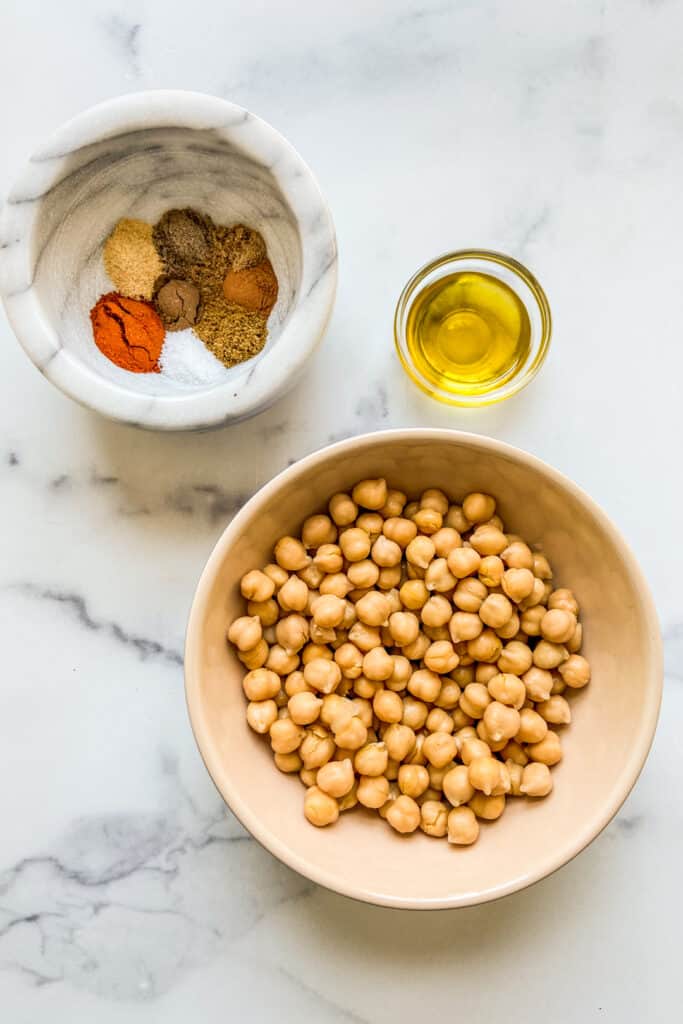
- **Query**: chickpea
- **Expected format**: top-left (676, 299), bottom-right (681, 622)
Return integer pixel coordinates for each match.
top-left (333, 714), bottom-right (368, 751)
top-left (264, 563), bottom-right (289, 591)
top-left (357, 774), bottom-right (390, 809)
top-left (352, 697), bottom-right (374, 728)
top-left (469, 525), bottom-right (507, 557)
top-left (521, 605), bottom-right (545, 637)
top-left (405, 731), bottom-right (426, 765)
top-left (386, 794), bottom-right (421, 834)
top-left (334, 641), bottom-right (363, 679)
top-left (472, 664), bottom-right (496, 686)
top-left (356, 512), bottom-right (384, 539)
top-left (385, 613), bottom-right (417, 649)
top-left (422, 625), bottom-right (448, 643)
top-left (328, 492), bottom-right (358, 527)
top-left (506, 760), bottom-right (524, 795)
top-left (270, 718), bottom-right (304, 754)
top-left (460, 736), bottom-right (492, 765)
top-left (314, 543), bottom-right (344, 574)
top-left (452, 707), bottom-right (474, 729)
top-left (380, 724), bottom-right (413, 763)
top-left (442, 765), bottom-right (475, 807)
top-left (301, 642), bottom-right (333, 664)
top-left (532, 552), bottom-right (553, 580)
top-left (421, 598), bottom-right (454, 626)
top-left (413, 507), bottom-right (443, 535)
top-left (445, 504), bottom-right (470, 532)
top-left (406, 563), bottom-right (426, 581)
top-left (339, 527), bottom-right (372, 563)
top-left (360, 646), bottom-right (392, 682)
top-left (479, 593), bottom-right (513, 630)
top-left (242, 668), bottom-right (281, 702)
top-left (416, 488), bottom-right (446, 515)
top-left (285, 670), bottom-right (310, 697)
top-left (540, 608), bottom-right (576, 644)
top-left (477, 555), bottom-right (503, 589)
top-left (378, 782), bottom-right (400, 820)
top-left (548, 588), bottom-right (579, 616)
top-left (522, 666), bottom-right (553, 702)
top-left (447, 612), bottom-right (482, 645)
top-left (278, 575), bottom-right (309, 613)
top-left (450, 581), bottom-right (489, 610)
top-left (468, 792), bottom-right (505, 820)
top-left (300, 514), bottom-right (335, 549)
top-left (459, 682), bottom-right (491, 719)
top-left (424, 707), bottom-right (453, 735)
top-left (403, 632), bottom-right (431, 661)
top-left (406, 535), bottom-right (436, 569)
top-left (300, 725), bottom-right (336, 769)
top-left (299, 767), bottom-right (318, 787)
top-left (263, 645), bottom-right (296, 675)
top-left (483, 701), bottom-right (520, 744)
top-left (423, 732), bottom-right (458, 768)
top-left (383, 516), bottom-right (417, 549)
top-left (428, 528), bottom-right (460, 561)
top-left (274, 536), bottom-right (310, 572)
top-left (519, 577), bottom-right (546, 611)
top-left (404, 500), bottom-right (420, 519)
top-left (402, 697), bottom-right (429, 731)
top-left (550, 673), bottom-right (567, 695)
top-left (316, 758), bottom-right (355, 799)
top-left (377, 566), bottom-right (402, 590)
top-left (304, 786), bottom-right (339, 826)
top-left (353, 675), bottom-right (379, 699)
top-left (526, 730), bottom-right (563, 766)
top-left (386, 655), bottom-right (412, 692)
top-left (447, 546), bottom-right (481, 579)
top-left (462, 492), bottom-right (496, 524)
top-left (447, 805), bottom-right (480, 844)
top-left (370, 535), bottom-right (401, 568)
top-left (420, 800), bottom-right (449, 837)
top-left (246, 699), bottom-right (278, 734)
top-left (497, 640), bottom-right (533, 676)
top-left (434, 679), bottom-right (462, 710)
top-left (487, 672), bottom-right (526, 710)
top-left (520, 762), bottom-right (553, 797)
top-left (475, 717), bottom-right (507, 753)
top-left (501, 541), bottom-right (534, 570)
top-left (408, 668), bottom-right (442, 703)
top-left (274, 751), bottom-right (303, 773)
top-left (495, 611), bottom-right (521, 640)
top-left (567, 621), bottom-right (583, 654)
top-left (319, 573), bottom-right (353, 599)
top-left (247, 598), bottom-right (280, 628)
top-left (380, 489), bottom-right (407, 518)
top-left (351, 593), bottom-right (387, 630)
top-left (303, 658), bottom-right (341, 694)
top-left (558, 654), bottom-right (591, 689)
top-left (288, 690), bottom-right (323, 726)
top-left (468, 756), bottom-right (505, 796)
top-left (501, 739), bottom-right (529, 766)
top-left (354, 741), bottom-right (389, 777)
top-left (240, 569), bottom-right (275, 603)
top-left (536, 695), bottom-right (572, 725)
top-left (348, 621), bottom-right (381, 652)
top-left (533, 640), bottom-right (569, 670)
top-left (372, 688), bottom-right (402, 723)
top-left (397, 764), bottom-right (429, 799)
top-left (275, 614), bottom-right (309, 654)
top-left (352, 477), bottom-right (387, 511)
top-left (500, 567), bottom-right (534, 604)
top-left (308, 595), bottom-right (345, 633)
top-left (228, 615), bottom-right (263, 652)
top-left (422, 559), bottom-right (453, 595)
top-left (467, 628), bottom-right (502, 663)
top-left (422, 640), bottom-right (458, 675)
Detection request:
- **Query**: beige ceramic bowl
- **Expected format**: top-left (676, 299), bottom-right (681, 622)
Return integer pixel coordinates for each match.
top-left (185, 429), bottom-right (662, 909)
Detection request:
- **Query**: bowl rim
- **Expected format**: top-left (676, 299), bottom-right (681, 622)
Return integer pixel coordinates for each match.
top-left (184, 428), bottom-right (662, 909)
top-left (0, 89), bottom-right (337, 430)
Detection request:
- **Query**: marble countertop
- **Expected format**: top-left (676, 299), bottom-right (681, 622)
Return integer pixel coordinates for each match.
top-left (1, 1), bottom-right (680, 1020)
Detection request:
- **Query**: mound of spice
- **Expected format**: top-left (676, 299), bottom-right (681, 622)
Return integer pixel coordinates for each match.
top-left (103, 219), bottom-right (163, 300)
top-left (90, 293), bottom-right (164, 373)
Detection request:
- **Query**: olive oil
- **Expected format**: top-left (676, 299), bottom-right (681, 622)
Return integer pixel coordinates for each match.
top-left (405, 271), bottom-right (531, 397)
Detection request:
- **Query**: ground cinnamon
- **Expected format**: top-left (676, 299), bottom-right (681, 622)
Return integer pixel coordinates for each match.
top-left (90, 292), bottom-right (165, 373)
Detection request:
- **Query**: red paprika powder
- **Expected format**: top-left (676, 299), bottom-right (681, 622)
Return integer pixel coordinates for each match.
top-left (90, 292), bottom-right (164, 372)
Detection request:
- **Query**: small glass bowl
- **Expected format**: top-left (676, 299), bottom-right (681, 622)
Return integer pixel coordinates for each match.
top-left (394, 249), bottom-right (551, 407)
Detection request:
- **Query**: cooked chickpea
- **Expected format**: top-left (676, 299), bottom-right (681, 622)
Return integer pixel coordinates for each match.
top-left (319, 573), bottom-right (353, 599)
top-left (385, 613), bottom-right (416, 649)
top-left (423, 640), bottom-right (459, 675)
top-left (301, 514), bottom-right (336, 549)
top-left (459, 682), bottom-right (491, 719)
top-left (536, 695), bottom-right (572, 725)
top-left (310, 594), bottom-right (346, 632)
top-left (270, 718), bottom-right (304, 754)
top-left (435, 680), bottom-right (463, 711)
top-left (448, 612), bottom-right (482, 645)
top-left (304, 786), bottom-right (339, 826)
top-left (274, 751), bottom-right (302, 773)
top-left (378, 566), bottom-right (402, 590)
top-left (495, 611), bottom-right (520, 640)
top-left (460, 736), bottom-right (492, 765)
top-left (425, 557), bottom-right (456, 593)
top-left (520, 762), bottom-right (553, 797)
top-left (353, 592), bottom-right (388, 629)
top-left (407, 668), bottom-right (442, 703)
top-left (431, 527), bottom-right (461, 559)
top-left (333, 714), bottom-right (368, 751)
top-left (301, 642), bottom-right (333, 664)
top-left (339, 528), bottom-right (371, 563)
top-left (334, 641), bottom-right (363, 679)
top-left (423, 707), bottom-right (453, 734)
top-left (483, 701), bottom-right (520, 743)
top-left (540, 608), bottom-right (576, 644)
top-left (558, 654), bottom-right (591, 689)
top-left (467, 628), bottom-right (502, 663)
top-left (420, 800), bottom-right (448, 837)
top-left (500, 567), bottom-right (534, 604)
top-left (264, 562), bottom-right (289, 591)
top-left (401, 697), bottom-right (429, 731)
top-left (284, 670), bottom-right (310, 697)
top-left (526, 730), bottom-right (563, 766)
top-left (447, 546), bottom-right (481, 579)
top-left (532, 552), bottom-right (553, 580)
top-left (417, 488), bottom-right (447, 515)
top-left (567, 622), bottom-right (583, 653)
top-left (379, 724), bottom-right (413, 763)
top-left (316, 758), bottom-right (355, 798)
top-left (452, 580), bottom-right (487, 615)
top-left (240, 668), bottom-right (278, 704)
top-left (383, 516), bottom-right (417, 549)
top-left (303, 658), bottom-right (342, 694)
top-left (478, 555), bottom-right (503, 588)
top-left (441, 765), bottom-right (473, 807)
top-left (548, 588), bottom-right (579, 616)
top-left (452, 707), bottom-right (474, 729)
top-left (475, 717), bottom-right (507, 752)
top-left (501, 541), bottom-right (534, 570)
top-left (385, 655), bottom-right (412, 692)
top-left (350, 477), bottom-right (387, 511)
top-left (247, 598), bottom-right (280, 627)
top-left (299, 767), bottom-right (318, 787)
top-left (246, 699), bottom-right (278, 734)
top-left (348, 621), bottom-right (381, 652)
top-left (497, 640), bottom-right (533, 676)
top-left (372, 688), bottom-right (402, 723)
top-left (314, 543), bottom-right (344, 574)
top-left (371, 535), bottom-right (402, 568)
top-left (550, 673), bottom-right (566, 695)
top-left (357, 774), bottom-right (390, 809)
top-left (228, 615), bottom-right (263, 652)
top-left (406, 535), bottom-right (436, 569)
top-left (487, 672), bottom-right (526, 710)
top-left (502, 739), bottom-right (529, 766)
top-left (473, 663), bottom-right (497, 685)
top-left (275, 614), bottom-right (309, 654)
top-left (354, 741), bottom-right (389, 776)
top-left (362, 647), bottom-right (393, 682)
top-left (479, 593), bottom-right (513, 630)
top-left (533, 640), bottom-right (569, 670)
top-left (413, 507), bottom-right (443, 535)
top-left (468, 756), bottom-right (506, 796)
top-left (521, 668), bottom-right (553, 703)
top-left (386, 794), bottom-right (421, 834)
top-left (274, 536), bottom-right (310, 572)
top-left (397, 764), bottom-right (429, 798)
top-left (380, 489), bottom-right (407, 518)
top-left (300, 726), bottom-right (336, 769)
top-left (468, 793), bottom-right (505, 820)
top-left (241, 569), bottom-right (275, 604)
top-left (447, 805), bottom-right (480, 844)
top-left (469, 525), bottom-right (507, 557)
top-left (518, 578), bottom-right (545, 611)
top-left (288, 691), bottom-right (323, 725)
top-left (278, 575), bottom-right (309, 613)
top-left (462, 492), bottom-right (496, 524)
top-left (520, 605), bottom-right (545, 637)
top-left (356, 512), bottom-right (384, 539)
top-left (327, 491), bottom-right (358, 528)
top-left (423, 732), bottom-right (458, 768)
top-left (444, 504), bottom-right (469, 532)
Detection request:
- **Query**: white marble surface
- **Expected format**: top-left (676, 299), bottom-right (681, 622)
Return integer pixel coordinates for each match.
top-left (1, 1), bottom-right (681, 1020)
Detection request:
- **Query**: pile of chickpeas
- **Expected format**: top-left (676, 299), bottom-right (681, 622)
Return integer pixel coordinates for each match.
top-left (227, 480), bottom-right (590, 846)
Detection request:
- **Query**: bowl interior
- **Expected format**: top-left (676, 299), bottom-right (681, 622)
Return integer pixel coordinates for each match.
top-left (185, 432), bottom-right (661, 908)
top-left (29, 125), bottom-right (302, 397)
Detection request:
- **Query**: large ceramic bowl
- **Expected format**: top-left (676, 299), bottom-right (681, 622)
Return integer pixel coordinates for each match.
top-left (0, 90), bottom-right (337, 429)
top-left (185, 429), bottom-right (662, 909)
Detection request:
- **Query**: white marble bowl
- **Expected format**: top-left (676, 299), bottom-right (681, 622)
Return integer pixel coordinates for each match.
top-left (0, 91), bottom-right (337, 429)
top-left (185, 429), bottom-right (662, 909)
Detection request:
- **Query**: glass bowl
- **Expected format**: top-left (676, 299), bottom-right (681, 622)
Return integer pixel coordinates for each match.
top-left (394, 249), bottom-right (551, 407)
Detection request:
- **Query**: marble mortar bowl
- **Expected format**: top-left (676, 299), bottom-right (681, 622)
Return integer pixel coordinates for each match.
top-left (0, 90), bottom-right (337, 429)
top-left (185, 429), bottom-right (662, 909)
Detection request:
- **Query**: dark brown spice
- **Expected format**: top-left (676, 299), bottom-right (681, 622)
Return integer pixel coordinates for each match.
top-left (154, 277), bottom-right (201, 331)
top-left (153, 208), bottom-right (215, 275)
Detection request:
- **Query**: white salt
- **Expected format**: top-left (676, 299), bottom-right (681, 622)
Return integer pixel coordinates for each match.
top-left (159, 329), bottom-right (229, 387)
